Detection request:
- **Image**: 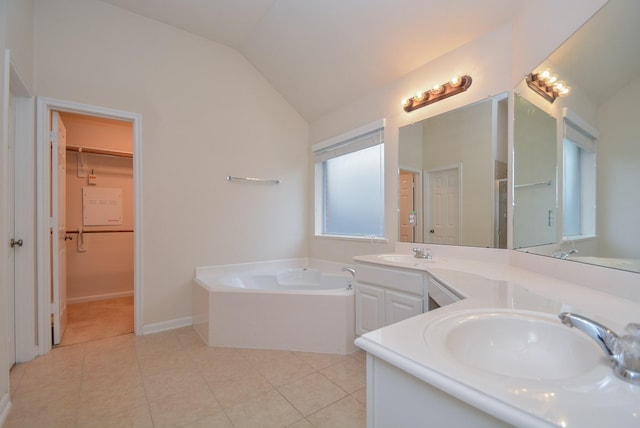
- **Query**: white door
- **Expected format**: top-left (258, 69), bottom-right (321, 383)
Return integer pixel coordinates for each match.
top-left (428, 167), bottom-right (460, 244)
top-left (51, 111), bottom-right (68, 345)
top-left (6, 91), bottom-right (17, 367)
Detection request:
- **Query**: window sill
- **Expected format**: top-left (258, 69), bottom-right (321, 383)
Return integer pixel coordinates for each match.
top-left (562, 235), bottom-right (596, 243)
top-left (313, 234), bottom-right (388, 244)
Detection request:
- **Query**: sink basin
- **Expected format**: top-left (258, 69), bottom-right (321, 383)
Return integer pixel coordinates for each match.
top-left (425, 310), bottom-right (603, 380)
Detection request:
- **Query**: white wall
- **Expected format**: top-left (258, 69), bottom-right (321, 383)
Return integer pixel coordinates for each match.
top-left (510, 0), bottom-right (606, 87)
top-left (309, 0), bottom-right (607, 264)
top-left (33, 0), bottom-right (309, 326)
top-left (309, 25), bottom-right (514, 262)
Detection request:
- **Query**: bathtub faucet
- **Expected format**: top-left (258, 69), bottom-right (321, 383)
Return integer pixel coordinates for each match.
top-left (341, 267), bottom-right (355, 277)
top-left (341, 267), bottom-right (355, 290)
top-left (558, 312), bottom-right (640, 384)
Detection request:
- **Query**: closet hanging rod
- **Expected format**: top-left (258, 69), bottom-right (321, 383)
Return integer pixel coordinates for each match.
top-left (226, 176), bottom-right (281, 184)
top-left (514, 180), bottom-right (552, 189)
top-left (66, 229), bottom-right (133, 234)
top-left (67, 145), bottom-right (133, 158)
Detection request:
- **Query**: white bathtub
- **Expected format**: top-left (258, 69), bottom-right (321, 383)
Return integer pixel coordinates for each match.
top-left (192, 259), bottom-right (356, 354)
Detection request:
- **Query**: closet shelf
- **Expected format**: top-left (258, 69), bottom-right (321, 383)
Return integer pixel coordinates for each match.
top-left (67, 145), bottom-right (133, 158)
top-left (67, 229), bottom-right (133, 234)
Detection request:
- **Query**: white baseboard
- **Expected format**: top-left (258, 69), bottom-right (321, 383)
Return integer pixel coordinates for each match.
top-left (143, 316), bottom-right (192, 335)
top-left (67, 291), bottom-right (133, 304)
top-left (0, 393), bottom-right (11, 427)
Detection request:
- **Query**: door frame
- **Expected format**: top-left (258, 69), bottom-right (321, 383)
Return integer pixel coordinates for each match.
top-left (36, 97), bottom-right (143, 355)
top-left (398, 167), bottom-right (422, 242)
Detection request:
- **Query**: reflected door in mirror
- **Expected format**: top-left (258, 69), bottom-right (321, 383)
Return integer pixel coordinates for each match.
top-left (428, 167), bottom-right (460, 244)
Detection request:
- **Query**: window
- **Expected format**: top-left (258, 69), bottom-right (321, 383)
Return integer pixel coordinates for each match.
top-left (562, 110), bottom-right (597, 238)
top-left (313, 120), bottom-right (385, 238)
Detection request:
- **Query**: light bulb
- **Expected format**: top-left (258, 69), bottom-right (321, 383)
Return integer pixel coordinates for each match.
top-left (450, 76), bottom-right (461, 87)
top-left (415, 91), bottom-right (425, 101)
top-left (539, 69), bottom-right (552, 80)
top-left (559, 86), bottom-right (571, 96)
top-left (430, 84), bottom-right (444, 95)
top-left (401, 98), bottom-right (409, 107)
top-left (546, 75), bottom-right (558, 85)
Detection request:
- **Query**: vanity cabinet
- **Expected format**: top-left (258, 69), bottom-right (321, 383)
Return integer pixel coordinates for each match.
top-left (365, 354), bottom-right (511, 428)
top-left (355, 262), bottom-right (426, 336)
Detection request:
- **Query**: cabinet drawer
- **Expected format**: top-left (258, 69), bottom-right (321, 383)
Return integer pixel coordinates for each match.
top-left (356, 263), bottom-right (424, 296)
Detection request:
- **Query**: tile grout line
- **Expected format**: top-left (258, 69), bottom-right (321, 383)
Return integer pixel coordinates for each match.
top-left (135, 334), bottom-right (159, 427)
top-left (179, 329), bottom-right (237, 427)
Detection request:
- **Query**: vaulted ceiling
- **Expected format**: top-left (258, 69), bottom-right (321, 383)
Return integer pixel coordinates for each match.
top-left (99, 0), bottom-right (526, 121)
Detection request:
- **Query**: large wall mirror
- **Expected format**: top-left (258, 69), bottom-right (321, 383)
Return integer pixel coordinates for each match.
top-left (513, 0), bottom-right (640, 273)
top-left (398, 94), bottom-right (508, 248)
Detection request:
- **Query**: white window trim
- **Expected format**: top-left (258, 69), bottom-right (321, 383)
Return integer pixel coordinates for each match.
top-left (561, 108), bottom-right (597, 239)
top-left (312, 119), bottom-right (385, 152)
top-left (313, 119), bottom-right (386, 239)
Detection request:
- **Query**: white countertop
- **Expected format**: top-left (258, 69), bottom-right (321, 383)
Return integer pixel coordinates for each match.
top-left (353, 253), bottom-right (640, 428)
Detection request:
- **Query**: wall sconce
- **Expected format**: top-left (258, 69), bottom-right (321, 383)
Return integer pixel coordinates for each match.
top-left (402, 75), bottom-right (472, 113)
top-left (526, 69), bottom-right (571, 103)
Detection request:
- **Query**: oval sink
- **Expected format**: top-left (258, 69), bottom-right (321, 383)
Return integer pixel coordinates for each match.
top-left (425, 310), bottom-right (603, 380)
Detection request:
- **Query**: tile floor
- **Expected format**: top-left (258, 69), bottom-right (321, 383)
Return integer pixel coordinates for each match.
top-left (6, 327), bottom-right (367, 427)
top-left (60, 296), bottom-right (134, 346)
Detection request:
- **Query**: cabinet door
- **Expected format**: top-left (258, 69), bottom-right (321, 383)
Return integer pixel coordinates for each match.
top-left (385, 290), bottom-right (422, 326)
top-left (355, 283), bottom-right (385, 336)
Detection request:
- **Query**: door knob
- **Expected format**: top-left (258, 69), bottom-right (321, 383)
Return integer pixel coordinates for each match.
top-left (64, 235), bottom-right (73, 241)
top-left (429, 229), bottom-right (435, 234)
top-left (10, 238), bottom-right (23, 248)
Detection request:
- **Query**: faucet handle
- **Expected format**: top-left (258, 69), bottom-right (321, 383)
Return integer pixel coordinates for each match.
top-left (412, 247), bottom-right (432, 259)
top-left (612, 330), bottom-right (640, 383)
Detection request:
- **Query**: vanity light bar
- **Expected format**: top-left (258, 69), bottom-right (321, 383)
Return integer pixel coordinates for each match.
top-left (526, 69), bottom-right (571, 103)
top-left (402, 75), bottom-right (472, 113)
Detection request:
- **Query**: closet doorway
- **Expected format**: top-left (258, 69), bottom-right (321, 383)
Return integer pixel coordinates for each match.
top-left (54, 111), bottom-right (135, 346)
top-left (36, 97), bottom-right (142, 355)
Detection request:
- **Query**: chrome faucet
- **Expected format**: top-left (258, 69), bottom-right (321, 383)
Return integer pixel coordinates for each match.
top-left (553, 249), bottom-right (579, 259)
top-left (558, 312), bottom-right (618, 355)
top-left (341, 267), bottom-right (355, 290)
top-left (558, 312), bottom-right (640, 384)
top-left (412, 247), bottom-right (432, 259)
top-left (341, 267), bottom-right (355, 277)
